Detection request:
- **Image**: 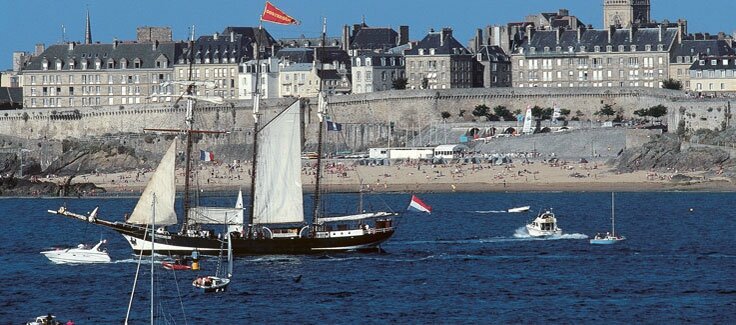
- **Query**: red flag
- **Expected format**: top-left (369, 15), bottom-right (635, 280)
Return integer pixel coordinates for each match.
top-left (261, 1), bottom-right (299, 25)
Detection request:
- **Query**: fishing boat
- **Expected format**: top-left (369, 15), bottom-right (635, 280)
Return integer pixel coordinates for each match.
top-left (40, 239), bottom-right (111, 264)
top-left (590, 193), bottom-right (626, 245)
top-left (508, 206), bottom-right (530, 213)
top-left (525, 210), bottom-right (562, 237)
top-left (193, 232), bottom-right (233, 293)
top-left (48, 22), bottom-right (395, 256)
top-left (25, 314), bottom-right (62, 325)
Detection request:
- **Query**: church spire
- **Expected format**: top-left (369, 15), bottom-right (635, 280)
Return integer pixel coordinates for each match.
top-left (84, 8), bottom-right (92, 44)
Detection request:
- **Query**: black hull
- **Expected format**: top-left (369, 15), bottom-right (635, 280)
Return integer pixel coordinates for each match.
top-left (100, 221), bottom-right (394, 256)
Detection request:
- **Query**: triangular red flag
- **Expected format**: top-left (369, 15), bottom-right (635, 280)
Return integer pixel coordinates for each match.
top-left (261, 1), bottom-right (299, 25)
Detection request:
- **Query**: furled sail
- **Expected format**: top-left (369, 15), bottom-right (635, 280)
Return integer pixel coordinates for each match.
top-left (128, 139), bottom-right (178, 225)
top-left (252, 100), bottom-right (304, 224)
top-left (187, 207), bottom-right (243, 225)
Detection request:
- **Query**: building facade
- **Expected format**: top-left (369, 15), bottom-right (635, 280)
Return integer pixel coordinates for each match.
top-left (351, 53), bottom-right (405, 93)
top-left (688, 55), bottom-right (736, 93)
top-left (405, 28), bottom-right (478, 89)
top-left (603, 0), bottom-right (651, 27)
top-left (238, 58), bottom-right (280, 99)
top-left (21, 41), bottom-right (178, 108)
top-left (669, 38), bottom-right (735, 90)
top-left (511, 25), bottom-right (680, 89)
top-left (475, 45), bottom-right (512, 87)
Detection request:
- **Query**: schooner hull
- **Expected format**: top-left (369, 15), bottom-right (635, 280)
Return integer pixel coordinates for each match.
top-left (102, 221), bottom-right (394, 255)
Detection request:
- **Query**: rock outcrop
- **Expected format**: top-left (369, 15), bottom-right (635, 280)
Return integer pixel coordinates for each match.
top-left (612, 134), bottom-right (731, 173)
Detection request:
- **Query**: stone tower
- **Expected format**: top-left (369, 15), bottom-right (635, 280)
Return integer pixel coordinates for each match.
top-left (603, 0), bottom-right (650, 28)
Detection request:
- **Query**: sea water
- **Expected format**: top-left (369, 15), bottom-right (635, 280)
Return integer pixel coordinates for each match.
top-left (2, 192), bottom-right (735, 323)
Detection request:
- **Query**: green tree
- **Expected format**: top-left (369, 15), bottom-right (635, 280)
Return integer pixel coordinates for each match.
top-left (531, 105), bottom-right (544, 119)
top-left (472, 104), bottom-right (490, 120)
top-left (661, 78), bottom-right (683, 90)
top-left (420, 77), bottom-right (429, 89)
top-left (441, 111), bottom-right (451, 120)
top-left (493, 105), bottom-right (514, 121)
top-left (392, 77), bottom-right (408, 90)
top-left (557, 108), bottom-right (571, 121)
top-left (595, 104), bottom-right (616, 119)
top-left (648, 104), bottom-right (668, 119)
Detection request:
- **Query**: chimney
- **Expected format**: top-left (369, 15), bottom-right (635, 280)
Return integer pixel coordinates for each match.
top-left (399, 25), bottom-right (409, 46)
top-left (440, 28), bottom-right (453, 47)
top-left (342, 24), bottom-right (350, 51)
top-left (577, 25), bottom-right (584, 42)
top-left (525, 24), bottom-right (534, 43)
top-left (556, 27), bottom-right (562, 45)
top-left (608, 26), bottom-right (616, 43)
top-left (271, 44), bottom-right (275, 56)
top-left (474, 28), bottom-right (482, 52)
top-left (353, 24), bottom-right (362, 36)
top-left (558, 9), bottom-right (569, 17)
top-left (34, 43), bottom-right (45, 56)
top-left (230, 31), bottom-right (235, 42)
top-left (113, 38), bottom-right (118, 49)
top-left (629, 26), bottom-right (637, 43)
top-left (68, 42), bottom-right (75, 51)
top-left (152, 40), bottom-right (159, 51)
top-left (659, 24), bottom-right (666, 43)
top-left (213, 32), bottom-right (219, 40)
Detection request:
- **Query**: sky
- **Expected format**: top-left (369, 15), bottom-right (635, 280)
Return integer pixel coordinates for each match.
top-left (2, 0), bottom-right (735, 71)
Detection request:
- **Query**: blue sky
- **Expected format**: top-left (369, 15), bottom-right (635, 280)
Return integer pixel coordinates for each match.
top-left (2, 0), bottom-right (735, 71)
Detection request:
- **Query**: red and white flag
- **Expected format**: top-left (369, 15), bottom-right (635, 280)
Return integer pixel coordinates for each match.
top-left (261, 1), bottom-right (299, 25)
top-left (407, 195), bottom-right (432, 214)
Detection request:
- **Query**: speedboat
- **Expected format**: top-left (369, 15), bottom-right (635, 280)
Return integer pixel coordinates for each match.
top-left (163, 257), bottom-right (192, 271)
top-left (192, 275), bottom-right (230, 293)
top-left (508, 206), bottom-right (530, 213)
top-left (525, 210), bottom-right (562, 237)
top-left (26, 314), bottom-right (61, 325)
top-left (40, 239), bottom-right (111, 264)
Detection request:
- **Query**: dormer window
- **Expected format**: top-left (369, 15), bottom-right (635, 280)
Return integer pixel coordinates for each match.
top-left (381, 57), bottom-right (386, 66)
top-left (618, 45), bottom-right (625, 52)
top-left (724, 59), bottom-right (730, 65)
top-left (555, 46), bottom-right (561, 52)
top-left (355, 58), bottom-right (362, 67)
top-left (699, 60), bottom-right (705, 65)
top-left (366, 58), bottom-right (372, 66)
top-left (477, 53), bottom-right (482, 61)
top-left (645, 45), bottom-right (651, 51)
top-left (55, 60), bottom-right (62, 70)
top-left (580, 46), bottom-right (586, 52)
top-left (429, 48), bottom-right (435, 55)
top-left (69, 60), bottom-right (75, 70)
top-left (530, 47), bottom-right (536, 54)
top-left (631, 45), bottom-right (637, 51)
top-left (107, 59), bottom-right (114, 69)
top-left (120, 59), bottom-right (127, 69)
top-left (95, 59), bottom-right (101, 70)
top-left (418, 49), bottom-right (424, 55)
top-left (568, 46), bottom-right (574, 53)
top-left (594, 46), bottom-right (600, 52)
top-left (711, 59), bottom-right (718, 65)
top-left (81, 60), bottom-right (88, 70)
top-left (133, 58), bottom-right (141, 69)
top-left (606, 45), bottom-right (612, 52)
top-left (657, 44), bottom-right (664, 51)
top-left (42, 59), bottom-right (49, 70)
top-left (544, 46), bottom-right (550, 53)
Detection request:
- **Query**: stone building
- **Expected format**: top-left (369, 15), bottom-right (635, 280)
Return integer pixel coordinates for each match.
top-left (21, 41), bottom-right (179, 108)
top-left (275, 46), bottom-right (351, 97)
top-left (475, 45), bottom-right (511, 87)
top-left (351, 53), bottom-right (405, 93)
top-left (511, 24), bottom-right (681, 89)
top-left (688, 55), bottom-right (736, 93)
top-left (525, 9), bottom-right (585, 31)
top-left (405, 28), bottom-right (478, 90)
top-left (341, 21), bottom-right (409, 52)
top-left (173, 27), bottom-right (277, 100)
top-left (238, 57), bottom-right (280, 99)
top-left (603, 0), bottom-right (651, 27)
top-left (136, 26), bottom-right (173, 43)
top-left (669, 37), bottom-right (735, 90)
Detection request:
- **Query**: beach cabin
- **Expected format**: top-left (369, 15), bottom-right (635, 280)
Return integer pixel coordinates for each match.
top-left (433, 144), bottom-right (469, 160)
top-left (369, 147), bottom-right (434, 160)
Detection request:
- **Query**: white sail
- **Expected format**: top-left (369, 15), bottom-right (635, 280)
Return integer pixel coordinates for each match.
top-left (127, 139), bottom-right (178, 225)
top-left (522, 108), bottom-right (533, 134)
top-left (252, 100), bottom-right (304, 224)
top-left (187, 207), bottom-right (243, 225)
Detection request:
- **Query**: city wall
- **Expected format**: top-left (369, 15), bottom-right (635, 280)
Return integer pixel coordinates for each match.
top-left (0, 88), bottom-right (731, 163)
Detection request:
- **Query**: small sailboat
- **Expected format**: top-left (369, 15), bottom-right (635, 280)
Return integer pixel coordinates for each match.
top-left (590, 193), bottom-right (626, 245)
top-left (40, 239), bottom-right (111, 264)
top-left (192, 232), bottom-right (232, 293)
top-left (525, 210), bottom-right (562, 237)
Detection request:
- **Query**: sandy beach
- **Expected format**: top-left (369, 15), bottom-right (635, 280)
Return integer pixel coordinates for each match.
top-left (65, 158), bottom-right (736, 195)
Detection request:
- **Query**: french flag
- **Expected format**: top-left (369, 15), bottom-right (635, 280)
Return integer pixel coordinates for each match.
top-left (325, 116), bottom-right (343, 131)
top-left (407, 195), bottom-right (432, 214)
top-left (199, 150), bottom-right (214, 162)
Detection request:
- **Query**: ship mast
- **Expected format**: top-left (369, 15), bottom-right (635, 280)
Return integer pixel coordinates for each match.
top-left (247, 24), bottom-right (263, 237)
top-left (312, 18), bottom-right (328, 222)
top-left (182, 27), bottom-right (196, 229)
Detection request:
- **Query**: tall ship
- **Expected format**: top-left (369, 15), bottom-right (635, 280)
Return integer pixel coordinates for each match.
top-left (49, 22), bottom-right (397, 255)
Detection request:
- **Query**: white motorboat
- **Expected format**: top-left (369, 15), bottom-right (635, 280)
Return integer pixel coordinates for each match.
top-left (40, 239), bottom-right (111, 264)
top-left (591, 193), bottom-right (626, 245)
top-left (508, 206), bottom-right (530, 213)
top-left (525, 210), bottom-right (562, 237)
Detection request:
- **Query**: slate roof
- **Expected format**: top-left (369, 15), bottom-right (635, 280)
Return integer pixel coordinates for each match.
top-left (182, 27), bottom-right (277, 63)
top-left (517, 27), bottom-right (679, 55)
top-left (350, 27), bottom-right (397, 50)
top-left (404, 30), bottom-right (470, 56)
top-left (280, 63), bottom-right (313, 72)
top-left (275, 48), bottom-right (314, 63)
top-left (0, 87), bottom-right (22, 104)
top-left (23, 42), bottom-right (181, 71)
top-left (689, 56), bottom-right (736, 70)
top-left (476, 45), bottom-right (510, 62)
top-left (277, 36), bottom-right (342, 48)
top-left (671, 40), bottom-right (735, 62)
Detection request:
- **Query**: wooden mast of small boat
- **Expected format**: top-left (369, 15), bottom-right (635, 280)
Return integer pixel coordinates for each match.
top-left (247, 22), bottom-right (263, 237)
top-left (611, 192), bottom-right (615, 237)
top-left (312, 18), bottom-right (327, 220)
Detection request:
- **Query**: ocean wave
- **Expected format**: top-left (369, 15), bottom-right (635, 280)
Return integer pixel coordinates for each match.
top-left (472, 210), bottom-right (507, 214)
